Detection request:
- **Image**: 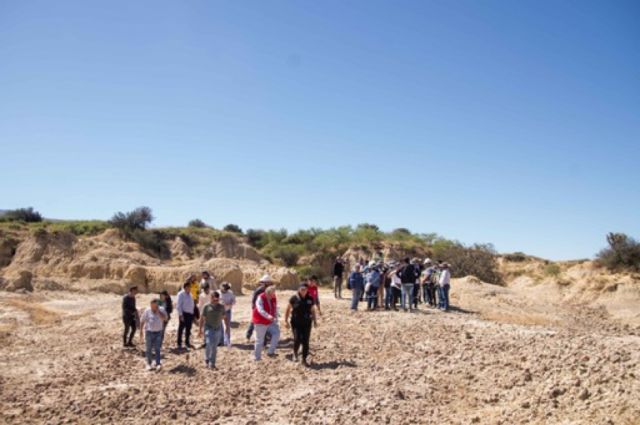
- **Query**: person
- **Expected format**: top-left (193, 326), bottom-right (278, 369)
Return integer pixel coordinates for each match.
top-left (285, 283), bottom-right (318, 366)
top-left (158, 290), bottom-right (173, 345)
top-left (397, 258), bottom-right (418, 312)
top-left (348, 264), bottom-right (365, 311)
top-left (438, 263), bottom-right (451, 311)
top-left (252, 285), bottom-right (281, 361)
top-left (188, 274), bottom-right (201, 323)
top-left (390, 264), bottom-right (402, 311)
top-left (307, 275), bottom-right (322, 317)
top-left (219, 282), bottom-right (236, 346)
top-left (198, 283), bottom-right (213, 347)
top-left (201, 270), bottom-right (217, 292)
top-left (198, 291), bottom-right (229, 369)
top-left (246, 275), bottom-right (272, 341)
top-left (176, 280), bottom-right (195, 351)
top-left (365, 264), bottom-right (381, 310)
top-left (412, 258), bottom-right (423, 309)
top-left (332, 258), bottom-right (345, 299)
top-left (421, 259), bottom-right (437, 307)
top-left (139, 299), bottom-right (167, 371)
top-left (383, 264), bottom-right (392, 310)
top-left (122, 286), bottom-right (139, 347)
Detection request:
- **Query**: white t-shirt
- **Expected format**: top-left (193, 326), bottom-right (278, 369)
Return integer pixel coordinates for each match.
top-left (220, 290), bottom-right (236, 311)
top-left (141, 307), bottom-right (166, 332)
top-left (439, 269), bottom-right (451, 286)
top-left (391, 274), bottom-right (402, 289)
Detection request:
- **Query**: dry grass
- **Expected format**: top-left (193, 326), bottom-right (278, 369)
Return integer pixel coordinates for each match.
top-left (4, 299), bottom-right (62, 325)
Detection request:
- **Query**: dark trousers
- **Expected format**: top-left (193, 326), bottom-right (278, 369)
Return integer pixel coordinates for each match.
top-left (423, 284), bottom-right (436, 306)
top-left (413, 283), bottom-right (420, 307)
top-left (292, 321), bottom-right (312, 360)
top-left (177, 312), bottom-right (194, 347)
top-left (391, 287), bottom-right (401, 309)
top-left (123, 316), bottom-right (136, 345)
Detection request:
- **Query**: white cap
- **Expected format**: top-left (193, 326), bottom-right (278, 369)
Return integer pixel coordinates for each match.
top-left (259, 274), bottom-right (273, 283)
top-left (423, 258), bottom-right (432, 264)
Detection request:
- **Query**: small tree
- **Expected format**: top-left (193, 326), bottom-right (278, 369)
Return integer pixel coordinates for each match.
top-left (596, 232), bottom-right (640, 272)
top-left (109, 207), bottom-right (154, 232)
top-left (3, 207), bottom-right (43, 222)
top-left (188, 219), bottom-right (207, 228)
top-left (223, 224), bottom-right (243, 234)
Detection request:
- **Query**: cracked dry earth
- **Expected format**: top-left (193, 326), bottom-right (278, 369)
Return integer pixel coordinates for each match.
top-left (1, 283), bottom-right (639, 425)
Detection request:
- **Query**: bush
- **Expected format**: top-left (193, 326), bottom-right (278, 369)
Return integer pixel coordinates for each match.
top-left (439, 242), bottom-right (502, 284)
top-left (596, 232), bottom-right (640, 272)
top-left (504, 252), bottom-right (527, 262)
top-left (223, 224), bottom-right (243, 234)
top-left (2, 207), bottom-right (43, 223)
top-left (130, 229), bottom-right (170, 259)
top-left (544, 263), bottom-right (561, 277)
top-left (246, 229), bottom-right (267, 248)
top-left (109, 207), bottom-right (153, 232)
top-left (188, 219), bottom-right (207, 228)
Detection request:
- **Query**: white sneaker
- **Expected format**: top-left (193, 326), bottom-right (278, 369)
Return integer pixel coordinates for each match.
top-left (145, 363), bottom-right (154, 371)
top-left (155, 363), bottom-right (162, 371)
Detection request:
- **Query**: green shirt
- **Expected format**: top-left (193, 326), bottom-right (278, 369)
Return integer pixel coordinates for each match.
top-left (202, 303), bottom-right (225, 328)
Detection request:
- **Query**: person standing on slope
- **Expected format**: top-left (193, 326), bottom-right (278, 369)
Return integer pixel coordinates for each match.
top-left (246, 275), bottom-right (272, 341)
top-left (139, 299), bottom-right (167, 371)
top-left (122, 286), bottom-right (139, 347)
top-left (285, 283), bottom-right (318, 366)
top-left (397, 258), bottom-right (418, 312)
top-left (199, 291), bottom-right (229, 369)
top-left (348, 264), bottom-right (365, 311)
top-left (438, 263), bottom-right (451, 311)
top-left (307, 275), bottom-right (322, 317)
top-left (176, 280), bottom-right (195, 351)
top-left (252, 285), bottom-right (281, 361)
top-left (332, 258), bottom-right (345, 299)
top-left (219, 282), bottom-right (236, 346)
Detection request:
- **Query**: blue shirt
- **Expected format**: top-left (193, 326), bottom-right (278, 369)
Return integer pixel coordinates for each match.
top-left (348, 271), bottom-right (365, 290)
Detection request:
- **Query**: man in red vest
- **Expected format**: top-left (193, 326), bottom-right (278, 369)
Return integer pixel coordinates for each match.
top-left (252, 284), bottom-right (281, 361)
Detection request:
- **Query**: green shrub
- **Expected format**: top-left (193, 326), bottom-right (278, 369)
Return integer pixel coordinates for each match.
top-left (544, 264), bottom-right (561, 277)
top-left (596, 232), bottom-right (640, 272)
top-left (223, 224), bottom-right (243, 234)
top-left (130, 229), bottom-right (170, 259)
top-left (2, 207), bottom-right (43, 223)
top-left (188, 219), bottom-right (207, 228)
top-left (504, 252), bottom-right (527, 262)
top-left (438, 242), bottom-right (502, 284)
top-left (109, 207), bottom-right (153, 232)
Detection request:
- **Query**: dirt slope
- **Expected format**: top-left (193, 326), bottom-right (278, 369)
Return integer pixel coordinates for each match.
top-left (1, 281), bottom-right (638, 425)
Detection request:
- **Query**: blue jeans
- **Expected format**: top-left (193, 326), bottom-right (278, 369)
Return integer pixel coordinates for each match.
top-left (205, 325), bottom-right (223, 366)
top-left (384, 287), bottom-right (392, 309)
top-left (145, 330), bottom-right (162, 365)
top-left (351, 288), bottom-right (363, 310)
top-left (401, 284), bottom-right (414, 310)
top-left (254, 322), bottom-right (280, 360)
top-left (438, 285), bottom-right (450, 310)
top-left (367, 286), bottom-right (379, 309)
top-left (224, 310), bottom-right (232, 345)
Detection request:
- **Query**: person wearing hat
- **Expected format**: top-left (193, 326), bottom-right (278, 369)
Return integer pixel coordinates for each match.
top-left (219, 282), bottom-right (236, 346)
top-left (421, 259), bottom-right (437, 307)
top-left (252, 285), bottom-right (281, 361)
top-left (139, 299), bottom-right (168, 371)
top-left (285, 283), bottom-right (318, 366)
top-left (122, 286), bottom-right (139, 348)
top-left (246, 274), bottom-right (272, 341)
top-left (438, 263), bottom-right (451, 311)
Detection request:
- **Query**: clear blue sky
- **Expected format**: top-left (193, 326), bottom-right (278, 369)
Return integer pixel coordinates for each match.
top-left (1, 1), bottom-right (638, 260)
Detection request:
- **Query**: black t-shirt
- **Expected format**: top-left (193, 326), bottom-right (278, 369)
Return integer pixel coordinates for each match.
top-left (289, 294), bottom-right (315, 324)
top-left (122, 294), bottom-right (136, 319)
top-left (333, 262), bottom-right (344, 277)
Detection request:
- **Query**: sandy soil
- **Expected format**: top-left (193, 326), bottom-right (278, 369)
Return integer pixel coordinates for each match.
top-left (1, 282), bottom-right (639, 424)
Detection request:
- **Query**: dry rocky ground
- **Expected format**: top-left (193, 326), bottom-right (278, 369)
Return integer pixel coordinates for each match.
top-left (1, 279), bottom-right (639, 425)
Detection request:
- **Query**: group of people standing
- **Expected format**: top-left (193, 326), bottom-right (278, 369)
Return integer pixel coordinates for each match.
top-left (334, 257), bottom-right (452, 312)
top-left (121, 271), bottom-right (321, 370)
